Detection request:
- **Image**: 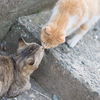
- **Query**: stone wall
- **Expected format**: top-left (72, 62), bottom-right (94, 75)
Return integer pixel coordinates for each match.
top-left (0, 0), bottom-right (58, 40)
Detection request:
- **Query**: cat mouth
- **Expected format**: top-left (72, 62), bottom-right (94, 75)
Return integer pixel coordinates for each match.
top-left (42, 45), bottom-right (50, 49)
top-left (41, 43), bottom-right (48, 49)
top-left (41, 42), bottom-right (50, 49)
top-left (41, 46), bottom-right (45, 49)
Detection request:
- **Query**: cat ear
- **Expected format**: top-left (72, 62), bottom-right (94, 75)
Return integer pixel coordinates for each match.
top-left (18, 38), bottom-right (26, 49)
top-left (57, 34), bottom-right (65, 43)
top-left (27, 58), bottom-right (35, 66)
top-left (45, 26), bottom-right (51, 35)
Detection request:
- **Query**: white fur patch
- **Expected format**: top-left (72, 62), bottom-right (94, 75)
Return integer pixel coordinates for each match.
top-left (67, 14), bottom-right (78, 30)
top-left (65, 14), bottom-right (79, 36)
top-left (22, 82), bottom-right (31, 91)
top-left (67, 34), bottom-right (83, 48)
top-left (65, 13), bottom-right (89, 37)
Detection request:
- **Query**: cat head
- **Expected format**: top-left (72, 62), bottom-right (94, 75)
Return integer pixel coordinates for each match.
top-left (13, 38), bottom-right (44, 75)
top-left (41, 22), bottom-right (65, 49)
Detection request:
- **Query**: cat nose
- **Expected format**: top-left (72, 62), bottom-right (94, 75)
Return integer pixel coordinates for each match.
top-left (41, 46), bottom-right (44, 49)
top-left (42, 45), bottom-right (47, 49)
top-left (41, 43), bottom-right (46, 49)
top-left (41, 43), bottom-right (49, 49)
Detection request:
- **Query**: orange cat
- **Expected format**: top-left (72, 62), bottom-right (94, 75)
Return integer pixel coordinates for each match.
top-left (41, 0), bottom-right (100, 49)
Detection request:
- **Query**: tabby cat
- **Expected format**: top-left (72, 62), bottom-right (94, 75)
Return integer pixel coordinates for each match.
top-left (41, 0), bottom-right (100, 48)
top-left (0, 38), bottom-right (44, 97)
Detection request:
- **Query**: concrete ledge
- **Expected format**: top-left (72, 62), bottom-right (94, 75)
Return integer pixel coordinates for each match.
top-left (2, 11), bottom-right (100, 100)
top-left (0, 0), bottom-right (58, 40)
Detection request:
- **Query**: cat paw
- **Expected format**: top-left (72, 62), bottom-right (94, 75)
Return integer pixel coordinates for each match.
top-left (67, 39), bottom-right (77, 48)
top-left (26, 83), bottom-right (31, 90)
top-left (23, 82), bottom-right (31, 91)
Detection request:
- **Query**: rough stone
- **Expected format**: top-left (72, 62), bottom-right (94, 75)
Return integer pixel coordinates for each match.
top-left (53, 94), bottom-right (58, 100)
top-left (1, 10), bottom-right (100, 100)
top-left (0, 0), bottom-right (58, 40)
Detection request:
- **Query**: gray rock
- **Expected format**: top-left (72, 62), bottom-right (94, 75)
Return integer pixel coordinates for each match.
top-left (71, 66), bottom-right (76, 70)
top-left (53, 94), bottom-right (58, 100)
top-left (39, 25), bottom-right (44, 29)
top-left (93, 91), bottom-right (99, 97)
top-left (93, 27), bottom-right (98, 31)
top-left (67, 62), bottom-right (71, 66)
top-left (62, 46), bottom-right (70, 53)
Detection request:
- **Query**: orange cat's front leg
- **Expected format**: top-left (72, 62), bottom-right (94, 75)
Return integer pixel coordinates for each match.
top-left (67, 25), bottom-right (89, 48)
top-left (22, 82), bottom-right (31, 91)
top-left (67, 17), bottom-right (99, 48)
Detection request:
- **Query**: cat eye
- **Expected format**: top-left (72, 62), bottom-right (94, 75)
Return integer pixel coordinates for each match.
top-left (29, 61), bottom-right (35, 65)
top-left (27, 58), bottom-right (35, 66)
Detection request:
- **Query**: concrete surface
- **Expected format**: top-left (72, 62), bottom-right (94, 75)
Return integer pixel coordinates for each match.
top-left (0, 10), bottom-right (100, 100)
top-left (0, 0), bottom-right (58, 40)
